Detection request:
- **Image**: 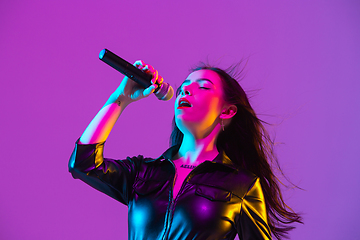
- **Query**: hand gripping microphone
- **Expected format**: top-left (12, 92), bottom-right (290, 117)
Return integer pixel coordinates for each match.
top-left (99, 49), bottom-right (174, 101)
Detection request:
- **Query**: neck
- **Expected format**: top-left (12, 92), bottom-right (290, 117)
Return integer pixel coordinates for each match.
top-left (177, 123), bottom-right (221, 165)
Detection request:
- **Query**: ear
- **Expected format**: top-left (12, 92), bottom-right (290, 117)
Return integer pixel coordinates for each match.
top-left (220, 105), bottom-right (237, 120)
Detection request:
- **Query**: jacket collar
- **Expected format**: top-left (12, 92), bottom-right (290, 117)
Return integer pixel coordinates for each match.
top-left (146, 145), bottom-right (238, 170)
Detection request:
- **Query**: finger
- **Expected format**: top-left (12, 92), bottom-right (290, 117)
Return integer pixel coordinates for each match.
top-left (142, 64), bottom-right (158, 84)
top-left (135, 62), bottom-right (160, 86)
top-left (133, 60), bottom-right (145, 68)
top-left (142, 84), bottom-right (156, 97)
top-left (151, 70), bottom-right (159, 84)
top-left (157, 75), bottom-right (164, 85)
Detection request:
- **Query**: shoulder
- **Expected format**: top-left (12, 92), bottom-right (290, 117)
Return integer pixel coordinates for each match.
top-left (211, 151), bottom-right (259, 198)
top-left (125, 154), bottom-right (152, 163)
top-left (128, 155), bottom-right (174, 181)
top-left (221, 168), bottom-right (259, 199)
top-left (189, 161), bottom-right (259, 200)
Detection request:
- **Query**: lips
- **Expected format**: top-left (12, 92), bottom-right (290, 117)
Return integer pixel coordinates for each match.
top-left (178, 98), bottom-right (192, 108)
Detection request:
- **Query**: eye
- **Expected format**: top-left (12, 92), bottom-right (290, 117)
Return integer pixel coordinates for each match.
top-left (199, 87), bottom-right (210, 90)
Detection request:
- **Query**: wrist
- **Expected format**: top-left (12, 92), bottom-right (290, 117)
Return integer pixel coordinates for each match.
top-left (117, 92), bottom-right (134, 106)
top-left (106, 92), bottom-right (132, 108)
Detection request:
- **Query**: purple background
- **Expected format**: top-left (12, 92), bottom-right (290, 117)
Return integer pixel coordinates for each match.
top-left (1, 1), bottom-right (359, 239)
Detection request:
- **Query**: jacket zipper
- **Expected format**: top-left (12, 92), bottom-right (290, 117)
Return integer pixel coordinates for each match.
top-left (162, 160), bottom-right (207, 240)
top-left (161, 160), bottom-right (177, 240)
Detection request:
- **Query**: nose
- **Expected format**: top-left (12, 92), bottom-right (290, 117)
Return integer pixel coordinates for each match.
top-left (181, 85), bottom-right (192, 96)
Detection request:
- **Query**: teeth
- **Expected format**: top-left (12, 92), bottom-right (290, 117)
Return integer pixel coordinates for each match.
top-left (179, 101), bottom-right (191, 107)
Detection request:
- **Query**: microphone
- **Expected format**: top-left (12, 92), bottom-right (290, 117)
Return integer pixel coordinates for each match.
top-left (99, 49), bottom-right (174, 101)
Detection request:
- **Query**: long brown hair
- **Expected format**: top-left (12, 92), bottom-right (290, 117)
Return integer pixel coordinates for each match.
top-left (170, 63), bottom-right (303, 239)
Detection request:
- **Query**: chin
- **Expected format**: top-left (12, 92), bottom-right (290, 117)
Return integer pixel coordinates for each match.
top-left (175, 112), bottom-right (198, 124)
top-left (175, 116), bottom-right (194, 134)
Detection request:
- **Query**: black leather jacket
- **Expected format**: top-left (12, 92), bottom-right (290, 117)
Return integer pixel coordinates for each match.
top-left (69, 140), bottom-right (272, 240)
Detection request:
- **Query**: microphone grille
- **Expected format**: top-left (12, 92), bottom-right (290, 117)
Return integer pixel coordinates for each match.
top-left (155, 82), bottom-right (174, 101)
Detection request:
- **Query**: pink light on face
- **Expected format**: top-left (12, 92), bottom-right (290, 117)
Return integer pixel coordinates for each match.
top-left (174, 69), bottom-right (226, 134)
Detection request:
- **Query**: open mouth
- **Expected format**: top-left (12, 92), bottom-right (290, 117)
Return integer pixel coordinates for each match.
top-left (178, 98), bottom-right (192, 108)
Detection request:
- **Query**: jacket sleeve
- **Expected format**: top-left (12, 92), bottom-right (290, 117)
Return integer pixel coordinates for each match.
top-left (236, 177), bottom-right (272, 240)
top-left (68, 139), bottom-right (143, 206)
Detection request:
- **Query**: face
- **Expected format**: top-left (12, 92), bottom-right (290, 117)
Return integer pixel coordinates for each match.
top-left (174, 69), bottom-right (226, 135)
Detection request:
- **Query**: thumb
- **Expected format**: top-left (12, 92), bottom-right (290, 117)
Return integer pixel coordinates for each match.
top-left (142, 84), bottom-right (156, 97)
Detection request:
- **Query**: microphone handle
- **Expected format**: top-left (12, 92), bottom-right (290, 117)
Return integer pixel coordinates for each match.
top-left (99, 49), bottom-right (156, 90)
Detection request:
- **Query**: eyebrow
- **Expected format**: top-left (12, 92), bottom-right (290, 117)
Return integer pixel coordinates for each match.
top-left (181, 78), bottom-right (214, 86)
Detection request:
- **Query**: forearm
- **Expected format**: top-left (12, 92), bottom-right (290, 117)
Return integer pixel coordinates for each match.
top-left (79, 94), bottom-right (131, 144)
top-left (78, 60), bottom-right (158, 144)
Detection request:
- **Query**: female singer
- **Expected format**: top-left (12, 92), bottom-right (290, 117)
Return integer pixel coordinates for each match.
top-left (69, 60), bottom-right (302, 240)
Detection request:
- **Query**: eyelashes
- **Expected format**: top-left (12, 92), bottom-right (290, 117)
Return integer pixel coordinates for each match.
top-left (176, 87), bottom-right (182, 96)
top-left (176, 86), bottom-right (211, 96)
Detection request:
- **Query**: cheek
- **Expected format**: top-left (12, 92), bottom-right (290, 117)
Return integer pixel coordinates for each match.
top-left (201, 97), bottom-right (222, 122)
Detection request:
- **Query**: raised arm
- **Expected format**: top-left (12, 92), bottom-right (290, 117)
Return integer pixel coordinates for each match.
top-left (79, 60), bottom-right (162, 144)
top-left (69, 61), bottom-right (163, 204)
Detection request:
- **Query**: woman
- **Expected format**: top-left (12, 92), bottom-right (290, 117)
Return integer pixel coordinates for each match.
top-left (69, 60), bottom-right (302, 240)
